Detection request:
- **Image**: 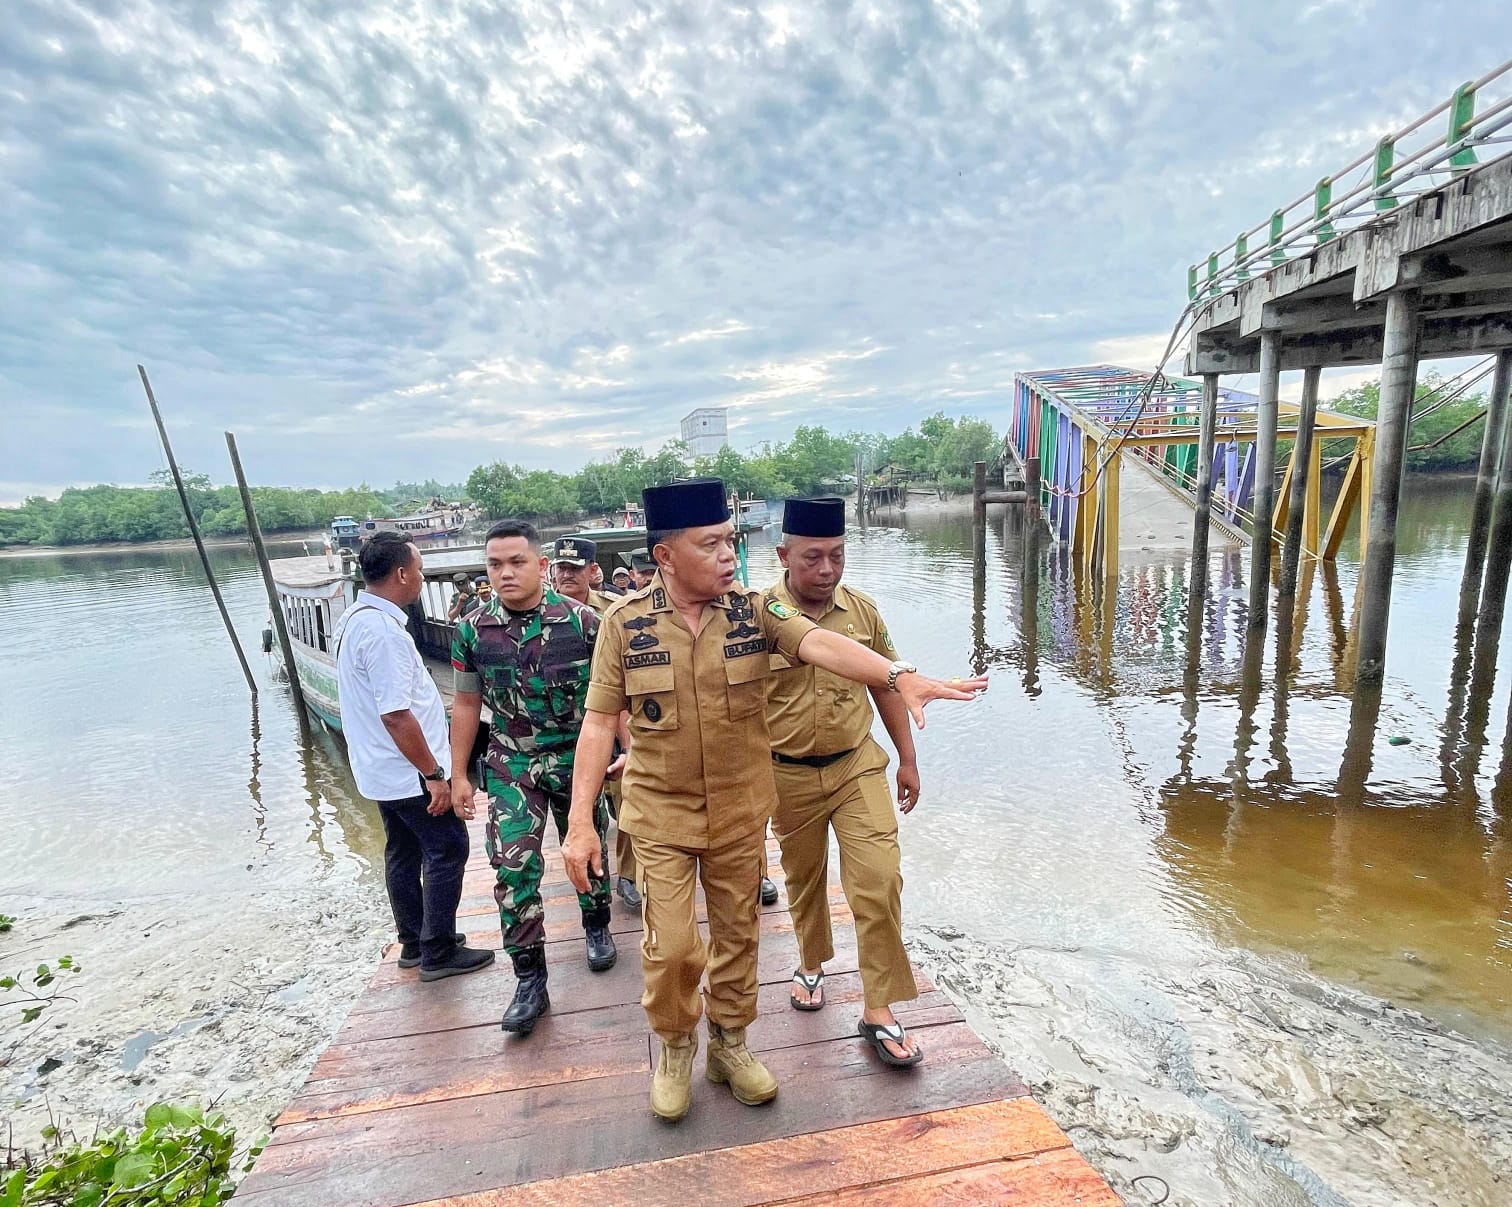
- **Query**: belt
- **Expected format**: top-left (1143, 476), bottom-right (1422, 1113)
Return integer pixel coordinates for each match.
top-left (772, 747), bottom-right (855, 770)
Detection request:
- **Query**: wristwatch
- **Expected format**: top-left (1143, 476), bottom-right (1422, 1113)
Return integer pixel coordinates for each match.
top-left (422, 764), bottom-right (446, 782)
top-left (885, 660), bottom-right (918, 692)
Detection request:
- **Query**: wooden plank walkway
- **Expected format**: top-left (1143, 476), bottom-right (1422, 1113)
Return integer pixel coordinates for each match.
top-left (237, 829), bottom-right (1120, 1206)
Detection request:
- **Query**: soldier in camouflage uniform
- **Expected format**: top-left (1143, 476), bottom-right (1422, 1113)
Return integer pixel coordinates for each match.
top-left (449, 520), bottom-right (617, 1036)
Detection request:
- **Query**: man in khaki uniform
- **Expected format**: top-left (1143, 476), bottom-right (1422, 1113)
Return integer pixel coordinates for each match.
top-left (767, 496), bottom-right (923, 1066)
top-left (562, 478), bottom-right (986, 1123)
top-left (550, 536), bottom-right (618, 614)
top-left (549, 535), bottom-right (640, 909)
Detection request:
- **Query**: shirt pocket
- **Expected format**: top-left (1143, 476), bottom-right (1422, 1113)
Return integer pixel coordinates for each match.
top-left (542, 659), bottom-right (587, 722)
top-left (626, 665), bottom-right (679, 732)
top-left (725, 652), bottom-right (767, 720)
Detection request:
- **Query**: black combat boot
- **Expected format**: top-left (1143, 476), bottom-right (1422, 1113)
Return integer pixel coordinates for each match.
top-left (760, 877), bottom-right (779, 906)
top-left (500, 945), bottom-right (549, 1034)
top-left (584, 909), bottom-right (617, 972)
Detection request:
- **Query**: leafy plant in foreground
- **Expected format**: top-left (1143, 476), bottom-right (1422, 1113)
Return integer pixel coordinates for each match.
top-left (1, 1103), bottom-right (265, 1206)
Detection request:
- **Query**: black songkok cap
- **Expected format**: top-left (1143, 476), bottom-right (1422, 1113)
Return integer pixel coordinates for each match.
top-left (642, 478), bottom-right (730, 532)
top-left (781, 497), bottom-right (846, 538)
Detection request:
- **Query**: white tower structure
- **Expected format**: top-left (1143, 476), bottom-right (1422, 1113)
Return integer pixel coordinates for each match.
top-left (680, 407), bottom-right (729, 458)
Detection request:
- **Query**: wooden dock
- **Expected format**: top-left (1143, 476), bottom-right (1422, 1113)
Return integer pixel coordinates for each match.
top-left (236, 832), bottom-right (1120, 1205)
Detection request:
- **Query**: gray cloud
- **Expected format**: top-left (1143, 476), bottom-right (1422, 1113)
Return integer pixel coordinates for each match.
top-left (2, 0), bottom-right (1509, 498)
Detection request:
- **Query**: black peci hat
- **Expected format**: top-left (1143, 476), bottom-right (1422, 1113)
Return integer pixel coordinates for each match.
top-left (642, 478), bottom-right (730, 532)
top-left (781, 496), bottom-right (846, 538)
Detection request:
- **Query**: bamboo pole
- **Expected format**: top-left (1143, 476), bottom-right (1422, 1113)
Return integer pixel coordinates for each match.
top-left (1278, 366), bottom-right (1322, 599)
top-left (1187, 373), bottom-right (1220, 662)
top-left (225, 430), bottom-right (308, 722)
top-left (138, 365), bottom-right (257, 699)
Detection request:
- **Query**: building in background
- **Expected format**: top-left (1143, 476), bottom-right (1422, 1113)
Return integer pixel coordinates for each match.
top-left (680, 407), bottom-right (728, 458)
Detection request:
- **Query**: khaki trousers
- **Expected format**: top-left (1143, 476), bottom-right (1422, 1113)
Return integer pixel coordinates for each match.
top-left (606, 780), bottom-right (637, 883)
top-left (635, 830), bottom-right (765, 1041)
top-left (771, 741), bottom-right (916, 1010)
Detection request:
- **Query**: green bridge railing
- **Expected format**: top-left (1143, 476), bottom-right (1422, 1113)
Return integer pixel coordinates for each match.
top-left (1189, 57), bottom-right (1512, 304)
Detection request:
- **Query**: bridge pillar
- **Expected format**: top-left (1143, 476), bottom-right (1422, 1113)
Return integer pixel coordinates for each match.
top-left (1186, 373), bottom-right (1220, 666)
top-left (1464, 351), bottom-right (1512, 713)
top-left (1247, 331), bottom-right (1283, 631)
top-left (1355, 288), bottom-right (1423, 685)
top-left (1279, 365), bottom-right (1322, 600)
top-left (1457, 351), bottom-right (1512, 629)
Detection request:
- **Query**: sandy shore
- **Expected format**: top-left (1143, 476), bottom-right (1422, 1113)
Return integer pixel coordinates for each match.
top-left (0, 882), bottom-right (389, 1155)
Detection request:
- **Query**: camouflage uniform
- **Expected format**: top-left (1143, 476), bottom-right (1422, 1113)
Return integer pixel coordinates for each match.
top-left (452, 588), bottom-right (612, 954)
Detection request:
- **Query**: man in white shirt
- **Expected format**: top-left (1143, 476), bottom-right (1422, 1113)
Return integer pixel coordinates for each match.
top-left (335, 531), bottom-right (494, 981)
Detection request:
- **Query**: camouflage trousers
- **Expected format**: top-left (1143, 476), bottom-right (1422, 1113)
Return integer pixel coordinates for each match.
top-left (484, 751), bottom-right (612, 955)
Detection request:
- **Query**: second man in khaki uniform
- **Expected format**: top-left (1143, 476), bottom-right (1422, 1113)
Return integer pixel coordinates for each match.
top-left (561, 478), bottom-right (986, 1123)
top-left (767, 496), bottom-right (924, 1066)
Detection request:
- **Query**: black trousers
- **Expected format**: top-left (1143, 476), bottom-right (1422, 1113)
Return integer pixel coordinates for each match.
top-left (376, 780), bottom-right (470, 966)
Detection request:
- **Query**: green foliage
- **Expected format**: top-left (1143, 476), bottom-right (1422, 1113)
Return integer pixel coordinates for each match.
top-left (1, 414), bottom-right (1007, 542)
top-left (2, 1103), bottom-right (265, 1205)
top-left (1329, 372), bottom-right (1489, 471)
top-left (2, 954), bottom-right (80, 1035)
top-left (0, 914), bottom-right (13, 933)
top-left (0, 478), bottom-right (388, 548)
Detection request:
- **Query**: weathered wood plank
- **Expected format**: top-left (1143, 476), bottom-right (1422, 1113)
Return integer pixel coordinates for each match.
top-left (284, 981), bottom-right (959, 1124)
top-left (238, 1026), bottom-right (1023, 1204)
top-left (402, 1099), bottom-right (1082, 1206)
top-left (801, 1148), bottom-right (1124, 1206)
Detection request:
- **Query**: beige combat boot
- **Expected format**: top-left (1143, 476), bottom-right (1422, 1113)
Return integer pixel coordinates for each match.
top-left (650, 1032), bottom-right (697, 1122)
top-left (705, 1020), bottom-right (778, 1105)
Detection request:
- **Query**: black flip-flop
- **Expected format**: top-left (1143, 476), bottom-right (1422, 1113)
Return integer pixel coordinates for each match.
top-left (790, 968), bottom-right (825, 1012)
top-left (858, 1019), bottom-right (924, 1067)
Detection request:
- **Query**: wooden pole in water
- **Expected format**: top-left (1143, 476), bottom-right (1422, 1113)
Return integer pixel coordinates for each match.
top-left (225, 431), bottom-right (308, 721)
top-left (1247, 332), bottom-right (1282, 631)
top-left (1278, 365), bottom-right (1322, 599)
top-left (1187, 373), bottom-right (1220, 650)
top-left (138, 365), bottom-right (258, 700)
top-left (973, 461), bottom-right (987, 527)
top-left (1025, 456), bottom-right (1041, 527)
top-left (1355, 289), bottom-right (1422, 685)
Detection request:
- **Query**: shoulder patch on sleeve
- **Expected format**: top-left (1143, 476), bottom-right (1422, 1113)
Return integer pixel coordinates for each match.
top-left (767, 599), bottom-right (798, 620)
top-left (880, 626), bottom-right (896, 651)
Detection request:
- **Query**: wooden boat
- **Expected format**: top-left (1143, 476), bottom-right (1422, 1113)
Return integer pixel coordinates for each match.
top-left (357, 505), bottom-right (467, 543)
top-left (735, 496), bottom-right (774, 532)
top-left (268, 547), bottom-right (493, 736)
top-left (329, 515), bottom-right (361, 549)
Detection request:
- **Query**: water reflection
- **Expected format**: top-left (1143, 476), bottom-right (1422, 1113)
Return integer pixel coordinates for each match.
top-left (951, 479), bottom-right (1511, 1038)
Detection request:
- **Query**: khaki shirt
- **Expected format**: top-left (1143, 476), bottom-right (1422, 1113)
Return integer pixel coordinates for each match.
top-left (585, 588), bottom-right (617, 615)
top-left (765, 578), bottom-right (896, 759)
top-left (585, 572), bottom-right (817, 849)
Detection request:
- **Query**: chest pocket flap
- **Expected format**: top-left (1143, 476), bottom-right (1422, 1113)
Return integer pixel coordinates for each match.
top-left (626, 664), bottom-right (678, 730)
top-left (725, 650), bottom-right (766, 719)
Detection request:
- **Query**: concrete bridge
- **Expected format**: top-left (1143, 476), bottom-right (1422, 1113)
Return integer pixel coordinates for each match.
top-left (1182, 60), bottom-right (1512, 690)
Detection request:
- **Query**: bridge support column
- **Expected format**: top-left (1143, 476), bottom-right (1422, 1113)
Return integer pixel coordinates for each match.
top-left (1355, 288), bottom-right (1422, 685)
top-left (1278, 365), bottom-right (1322, 600)
top-left (1466, 351), bottom-right (1512, 696)
top-left (1458, 351), bottom-right (1512, 628)
top-left (1186, 373), bottom-right (1220, 666)
top-left (1247, 331), bottom-right (1282, 631)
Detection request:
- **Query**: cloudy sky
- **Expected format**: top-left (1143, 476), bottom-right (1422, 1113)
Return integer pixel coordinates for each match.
top-left (2, 0), bottom-right (1508, 500)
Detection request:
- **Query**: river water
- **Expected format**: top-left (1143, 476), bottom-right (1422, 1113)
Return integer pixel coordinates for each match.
top-left (1, 484), bottom-right (1509, 1205)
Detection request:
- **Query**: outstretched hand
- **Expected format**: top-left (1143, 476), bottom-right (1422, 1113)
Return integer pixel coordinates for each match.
top-left (897, 672), bottom-right (988, 729)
